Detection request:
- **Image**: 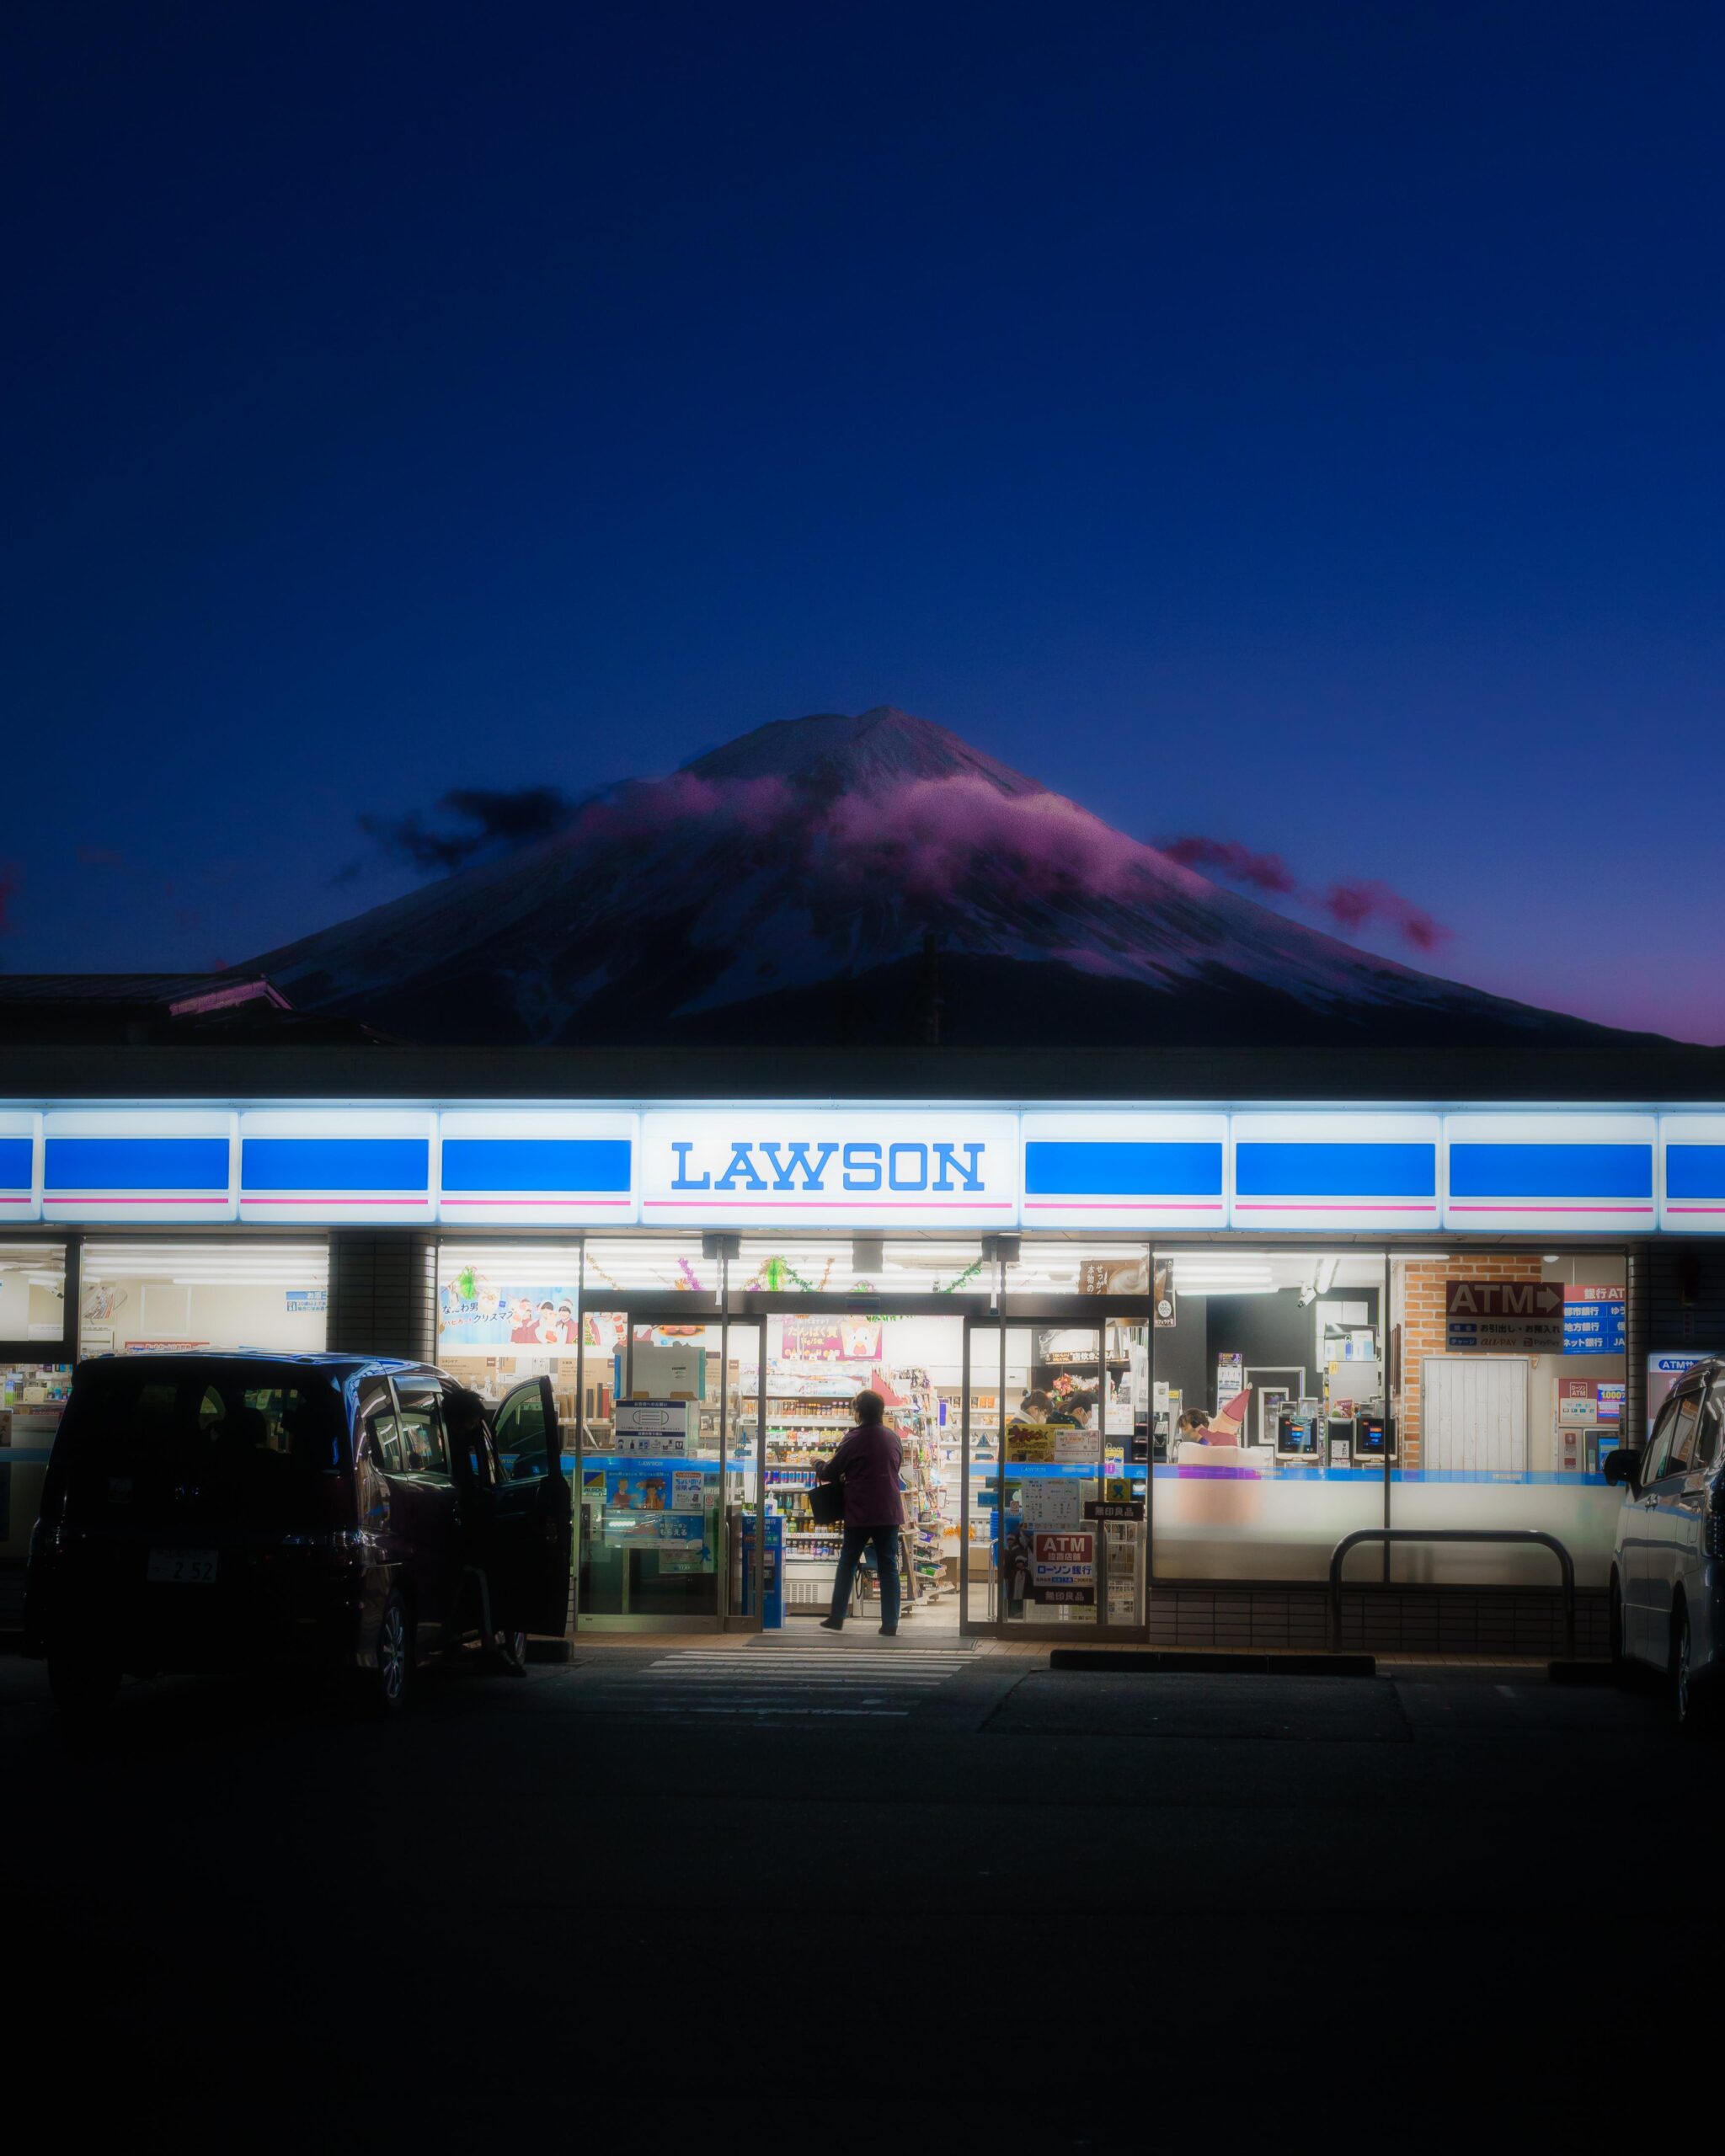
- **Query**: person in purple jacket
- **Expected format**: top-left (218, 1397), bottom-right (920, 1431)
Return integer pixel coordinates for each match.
top-left (816, 1389), bottom-right (905, 1636)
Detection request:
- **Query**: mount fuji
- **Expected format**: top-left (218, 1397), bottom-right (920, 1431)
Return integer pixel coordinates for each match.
top-left (242, 707), bottom-right (1643, 1050)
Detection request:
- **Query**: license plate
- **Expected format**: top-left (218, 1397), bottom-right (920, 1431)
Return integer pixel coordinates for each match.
top-left (147, 1547), bottom-right (218, 1585)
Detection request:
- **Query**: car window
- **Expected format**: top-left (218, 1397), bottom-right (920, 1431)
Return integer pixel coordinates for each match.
top-left (60, 1362), bottom-right (344, 1527)
top-left (1696, 1398), bottom-right (1722, 1470)
top-left (1647, 1396), bottom-right (1699, 1483)
top-left (361, 1388), bottom-right (403, 1473)
top-left (1664, 1395), bottom-right (1702, 1479)
top-left (493, 1381), bottom-right (552, 1484)
top-left (393, 1386), bottom-right (451, 1480)
top-left (1642, 1397), bottom-right (1684, 1484)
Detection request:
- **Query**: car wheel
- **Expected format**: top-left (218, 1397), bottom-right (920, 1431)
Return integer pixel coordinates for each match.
top-left (1671, 1604), bottom-right (1712, 1734)
top-left (47, 1648), bottom-right (121, 1717)
top-left (486, 1625), bottom-right (529, 1675)
top-left (368, 1592), bottom-right (413, 1717)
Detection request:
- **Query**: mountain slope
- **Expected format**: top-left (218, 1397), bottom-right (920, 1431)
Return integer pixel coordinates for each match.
top-left (243, 706), bottom-right (1655, 1049)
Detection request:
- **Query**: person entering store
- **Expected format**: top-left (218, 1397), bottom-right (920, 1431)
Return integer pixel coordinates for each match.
top-left (816, 1389), bottom-right (905, 1636)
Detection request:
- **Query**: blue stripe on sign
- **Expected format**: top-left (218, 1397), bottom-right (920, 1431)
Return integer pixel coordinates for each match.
top-left (45, 1136), bottom-right (229, 1192)
top-left (1449, 1142), bottom-right (1652, 1200)
top-left (242, 1137), bottom-right (430, 1193)
top-left (440, 1136), bottom-right (632, 1194)
top-left (1234, 1141), bottom-right (1436, 1198)
top-left (1666, 1145), bottom-right (1725, 1202)
top-left (0, 1136), bottom-right (31, 1188)
top-left (1023, 1139), bottom-right (1222, 1197)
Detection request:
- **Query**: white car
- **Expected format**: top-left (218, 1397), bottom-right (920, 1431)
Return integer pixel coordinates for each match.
top-left (1607, 1360), bottom-right (1725, 1727)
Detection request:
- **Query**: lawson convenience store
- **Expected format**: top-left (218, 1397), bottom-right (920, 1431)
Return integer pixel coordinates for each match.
top-left (3, 1097), bottom-right (1721, 1651)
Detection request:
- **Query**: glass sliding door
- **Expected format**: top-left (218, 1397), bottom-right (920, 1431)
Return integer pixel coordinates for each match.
top-left (575, 1306), bottom-right (763, 1630)
top-left (964, 1318), bottom-right (1144, 1634)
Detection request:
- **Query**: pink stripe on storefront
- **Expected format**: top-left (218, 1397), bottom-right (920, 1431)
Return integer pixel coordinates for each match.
top-left (441, 1197), bottom-right (631, 1206)
top-left (46, 1194), bottom-right (230, 1203)
top-left (1233, 1203), bottom-right (1434, 1213)
top-left (1023, 1200), bottom-right (1223, 1210)
top-left (643, 1198), bottom-right (1009, 1209)
top-left (1448, 1203), bottom-right (1653, 1214)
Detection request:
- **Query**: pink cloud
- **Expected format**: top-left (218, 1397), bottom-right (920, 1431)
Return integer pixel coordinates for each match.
top-left (820, 776), bottom-right (1150, 903)
top-left (1162, 835), bottom-right (1297, 895)
top-left (1159, 830), bottom-right (1449, 954)
top-left (1323, 880), bottom-right (1450, 953)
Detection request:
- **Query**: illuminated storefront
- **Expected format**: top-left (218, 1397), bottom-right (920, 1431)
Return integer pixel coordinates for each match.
top-left (0, 1097), bottom-right (1716, 1646)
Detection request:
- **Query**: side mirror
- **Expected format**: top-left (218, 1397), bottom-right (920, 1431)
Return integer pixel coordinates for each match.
top-left (1603, 1448), bottom-right (1642, 1492)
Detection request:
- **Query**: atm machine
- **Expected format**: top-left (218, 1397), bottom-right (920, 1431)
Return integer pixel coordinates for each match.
top-left (1274, 1400), bottom-right (1323, 1462)
top-left (1350, 1408), bottom-right (1391, 1462)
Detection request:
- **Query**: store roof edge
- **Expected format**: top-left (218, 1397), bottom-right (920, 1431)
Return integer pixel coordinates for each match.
top-left (3, 1039), bottom-right (1723, 1105)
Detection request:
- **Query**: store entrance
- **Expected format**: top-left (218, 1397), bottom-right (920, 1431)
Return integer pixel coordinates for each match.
top-left (729, 1294), bottom-right (996, 1633)
top-left (576, 1304), bottom-right (765, 1633)
top-left (962, 1305), bottom-right (1150, 1636)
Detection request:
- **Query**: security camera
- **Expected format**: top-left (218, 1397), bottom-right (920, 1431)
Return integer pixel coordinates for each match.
top-left (1296, 1285), bottom-right (1318, 1307)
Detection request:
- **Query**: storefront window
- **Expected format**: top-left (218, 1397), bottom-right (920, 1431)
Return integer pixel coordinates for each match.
top-left (435, 1241), bottom-right (583, 1413)
top-left (1, 1357), bottom-right (73, 1566)
top-left (78, 1241), bottom-right (329, 1358)
top-left (0, 1241), bottom-right (71, 1353)
top-left (1386, 1251), bottom-right (1626, 1588)
top-left (1150, 1250), bottom-right (1389, 1582)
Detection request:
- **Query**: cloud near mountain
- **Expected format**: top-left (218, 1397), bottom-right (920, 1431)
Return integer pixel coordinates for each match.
top-left (1162, 835), bottom-right (1448, 952)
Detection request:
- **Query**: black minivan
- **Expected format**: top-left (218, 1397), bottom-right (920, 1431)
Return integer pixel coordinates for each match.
top-left (24, 1353), bottom-right (574, 1715)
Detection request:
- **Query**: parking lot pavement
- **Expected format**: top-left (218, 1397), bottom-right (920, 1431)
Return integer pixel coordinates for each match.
top-left (1, 1647), bottom-right (1711, 2146)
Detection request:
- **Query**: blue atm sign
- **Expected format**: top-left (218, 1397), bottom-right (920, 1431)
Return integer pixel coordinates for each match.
top-left (1564, 1285), bottom-right (1626, 1355)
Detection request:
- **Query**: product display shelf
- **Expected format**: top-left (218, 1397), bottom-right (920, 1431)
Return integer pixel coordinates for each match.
top-left (762, 1379), bottom-right (861, 1605)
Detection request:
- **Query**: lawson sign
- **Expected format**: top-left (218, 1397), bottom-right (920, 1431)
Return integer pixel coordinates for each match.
top-left (639, 1112), bottom-right (1019, 1228)
top-left (8, 1099), bottom-right (1725, 1230)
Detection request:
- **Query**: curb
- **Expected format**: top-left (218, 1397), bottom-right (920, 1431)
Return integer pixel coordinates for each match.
top-left (1048, 1647), bottom-right (1377, 1677)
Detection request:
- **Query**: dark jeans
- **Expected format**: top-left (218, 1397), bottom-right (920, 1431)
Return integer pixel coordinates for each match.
top-left (829, 1522), bottom-right (901, 1630)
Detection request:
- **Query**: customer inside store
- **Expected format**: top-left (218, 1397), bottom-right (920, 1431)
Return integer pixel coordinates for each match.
top-left (817, 1389), bottom-right (906, 1636)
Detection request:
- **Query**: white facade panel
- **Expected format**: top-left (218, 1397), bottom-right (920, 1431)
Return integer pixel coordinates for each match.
top-left (1228, 1110), bottom-right (1441, 1232)
top-left (1659, 1113), bottom-right (1725, 1234)
top-left (238, 1108), bottom-right (437, 1225)
top-left (436, 1109), bottom-right (638, 1225)
top-left (42, 1108), bottom-right (238, 1225)
top-left (1018, 1110), bottom-right (1227, 1229)
top-left (0, 1110), bottom-right (40, 1221)
top-left (1442, 1112), bottom-right (1657, 1234)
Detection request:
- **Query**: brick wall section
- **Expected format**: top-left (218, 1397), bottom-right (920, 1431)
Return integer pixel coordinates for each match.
top-left (1394, 1251), bottom-right (1544, 1468)
top-left (327, 1230), bottom-right (436, 1361)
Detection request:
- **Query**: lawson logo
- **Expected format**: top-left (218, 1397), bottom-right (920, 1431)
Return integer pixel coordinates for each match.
top-left (641, 1113), bottom-right (1019, 1213)
top-left (668, 1137), bottom-right (989, 1193)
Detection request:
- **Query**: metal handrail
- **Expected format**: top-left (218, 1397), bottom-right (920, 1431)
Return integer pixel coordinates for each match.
top-left (1327, 1529), bottom-right (1577, 1659)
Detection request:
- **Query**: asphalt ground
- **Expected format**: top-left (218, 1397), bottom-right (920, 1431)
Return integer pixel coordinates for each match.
top-left (3, 1641), bottom-right (1711, 2150)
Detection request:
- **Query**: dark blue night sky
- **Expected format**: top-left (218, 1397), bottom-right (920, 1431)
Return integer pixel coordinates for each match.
top-left (4, 3), bottom-right (1722, 1036)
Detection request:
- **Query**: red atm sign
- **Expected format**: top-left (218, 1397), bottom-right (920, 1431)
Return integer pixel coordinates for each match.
top-left (1445, 1280), bottom-right (1565, 1351)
